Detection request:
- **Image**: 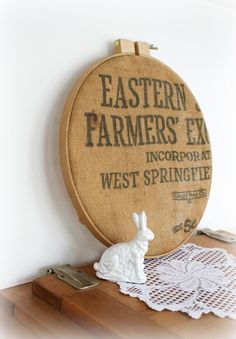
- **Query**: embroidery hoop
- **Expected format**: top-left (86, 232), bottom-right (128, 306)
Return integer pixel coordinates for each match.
top-left (60, 40), bottom-right (212, 257)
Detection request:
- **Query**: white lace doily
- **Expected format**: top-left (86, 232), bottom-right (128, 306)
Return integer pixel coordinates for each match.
top-left (117, 243), bottom-right (236, 319)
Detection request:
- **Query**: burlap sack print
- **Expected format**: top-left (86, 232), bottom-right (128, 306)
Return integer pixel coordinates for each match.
top-left (60, 54), bottom-right (211, 257)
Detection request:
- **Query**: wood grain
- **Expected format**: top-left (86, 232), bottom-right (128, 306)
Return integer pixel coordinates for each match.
top-left (1, 284), bottom-right (94, 338)
top-left (62, 289), bottom-right (179, 338)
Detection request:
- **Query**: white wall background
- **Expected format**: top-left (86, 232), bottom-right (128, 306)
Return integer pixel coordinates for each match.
top-left (0, 0), bottom-right (236, 289)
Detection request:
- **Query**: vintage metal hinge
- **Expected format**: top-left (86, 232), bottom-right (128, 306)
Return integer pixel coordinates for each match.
top-left (197, 228), bottom-right (236, 243)
top-left (47, 264), bottom-right (99, 290)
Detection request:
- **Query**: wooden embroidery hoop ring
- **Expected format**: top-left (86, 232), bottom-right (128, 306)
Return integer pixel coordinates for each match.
top-left (60, 40), bottom-right (212, 257)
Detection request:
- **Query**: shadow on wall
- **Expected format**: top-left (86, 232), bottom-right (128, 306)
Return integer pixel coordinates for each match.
top-left (42, 58), bottom-right (107, 267)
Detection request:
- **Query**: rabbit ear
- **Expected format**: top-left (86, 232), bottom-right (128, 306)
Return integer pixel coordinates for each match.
top-left (139, 211), bottom-right (147, 229)
top-left (132, 212), bottom-right (140, 229)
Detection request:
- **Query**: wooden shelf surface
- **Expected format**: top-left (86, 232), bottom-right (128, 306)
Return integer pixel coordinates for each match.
top-left (1, 235), bottom-right (236, 338)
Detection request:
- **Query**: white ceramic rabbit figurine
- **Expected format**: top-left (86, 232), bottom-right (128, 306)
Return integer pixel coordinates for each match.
top-left (94, 211), bottom-right (154, 283)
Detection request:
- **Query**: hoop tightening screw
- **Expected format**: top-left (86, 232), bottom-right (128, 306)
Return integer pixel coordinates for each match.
top-left (149, 44), bottom-right (158, 50)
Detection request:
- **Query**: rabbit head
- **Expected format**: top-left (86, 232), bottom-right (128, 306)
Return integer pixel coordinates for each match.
top-left (132, 211), bottom-right (155, 241)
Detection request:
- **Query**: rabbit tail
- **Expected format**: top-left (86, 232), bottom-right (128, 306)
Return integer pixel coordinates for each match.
top-left (94, 255), bottom-right (119, 275)
top-left (93, 262), bottom-right (99, 271)
top-left (94, 261), bottom-right (109, 274)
